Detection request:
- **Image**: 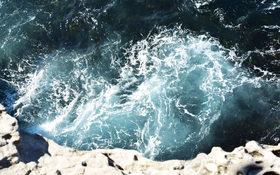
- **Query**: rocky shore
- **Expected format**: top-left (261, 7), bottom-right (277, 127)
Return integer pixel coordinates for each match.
top-left (1, 104), bottom-right (280, 175)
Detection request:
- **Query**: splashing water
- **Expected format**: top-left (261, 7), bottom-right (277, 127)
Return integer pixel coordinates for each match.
top-left (10, 27), bottom-right (279, 160)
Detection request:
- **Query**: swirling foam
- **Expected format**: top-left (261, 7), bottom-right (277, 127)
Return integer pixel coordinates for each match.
top-left (12, 27), bottom-right (279, 160)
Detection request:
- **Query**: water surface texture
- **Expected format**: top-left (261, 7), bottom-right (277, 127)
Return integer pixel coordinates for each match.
top-left (0, 0), bottom-right (280, 160)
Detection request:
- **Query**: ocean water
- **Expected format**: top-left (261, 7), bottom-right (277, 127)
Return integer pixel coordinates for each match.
top-left (0, 0), bottom-right (280, 160)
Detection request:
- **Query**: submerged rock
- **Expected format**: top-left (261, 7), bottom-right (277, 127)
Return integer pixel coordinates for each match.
top-left (0, 104), bottom-right (280, 175)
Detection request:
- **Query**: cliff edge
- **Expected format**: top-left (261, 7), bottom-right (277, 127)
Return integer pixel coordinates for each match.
top-left (1, 104), bottom-right (280, 175)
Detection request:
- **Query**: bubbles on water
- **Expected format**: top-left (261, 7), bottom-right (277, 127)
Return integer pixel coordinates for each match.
top-left (192, 0), bottom-right (214, 9)
top-left (0, 0), bottom-right (279, 161)
top-left (0, 79), bottom-right (17, 113)
top-left (11, 26), bottom-right (276, 160)
top-left (262, 0), bottom-right (280, 10)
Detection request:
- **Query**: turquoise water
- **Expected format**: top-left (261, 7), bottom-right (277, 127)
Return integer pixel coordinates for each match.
top-left (0, 0), bottom-right (280, 160)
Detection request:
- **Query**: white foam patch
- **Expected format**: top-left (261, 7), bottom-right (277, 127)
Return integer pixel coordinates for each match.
top-left (263, 0), bottom-right (280, 10)
top-left (192, 0), bottom-right (214, 8)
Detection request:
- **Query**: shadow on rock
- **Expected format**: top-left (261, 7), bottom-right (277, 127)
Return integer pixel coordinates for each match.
top-left (236, 164), bottom-right (263, 175)
top-left (18, 131), bottom-right (50, 163)
top-left (236, 164), bottom-right (280, 175)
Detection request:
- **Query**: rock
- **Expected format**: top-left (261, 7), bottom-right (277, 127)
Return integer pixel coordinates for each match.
top-left (0, 104), bottom-right (20, 169)
top-left (0, 105), bottom-right (5, 112)
top-left (1, 104), bottom-right (280, 175)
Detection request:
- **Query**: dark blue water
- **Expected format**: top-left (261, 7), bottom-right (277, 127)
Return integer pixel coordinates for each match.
top-left (1, 0), bottom-right (280, 160)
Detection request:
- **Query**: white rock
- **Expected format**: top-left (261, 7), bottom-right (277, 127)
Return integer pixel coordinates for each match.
top-left (205, 163), bottom-right (217, 172)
